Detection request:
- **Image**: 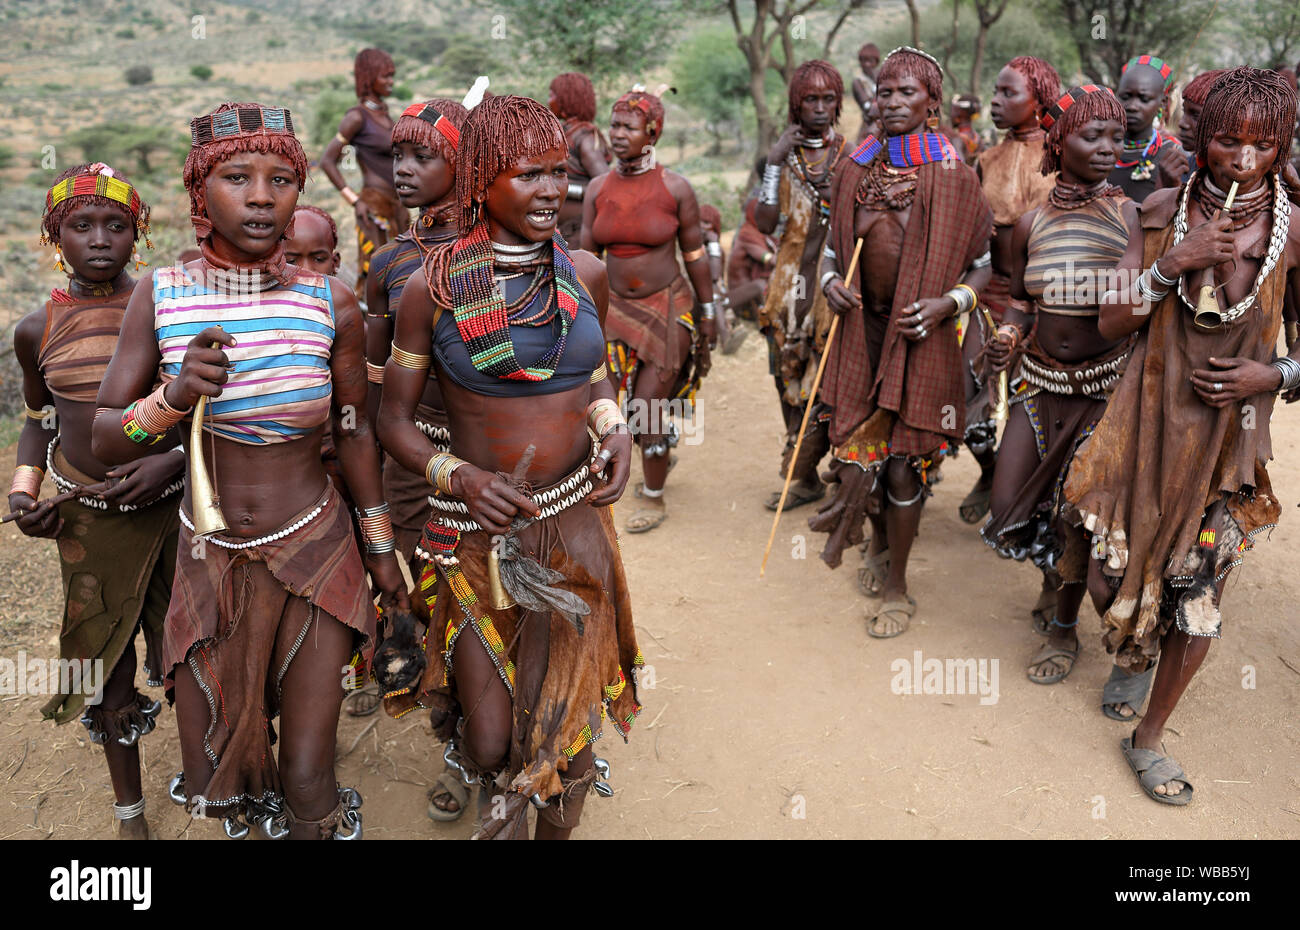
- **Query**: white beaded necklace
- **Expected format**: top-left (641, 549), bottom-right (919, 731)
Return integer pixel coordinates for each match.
top-left (179, 502), bottom-right (325, 549)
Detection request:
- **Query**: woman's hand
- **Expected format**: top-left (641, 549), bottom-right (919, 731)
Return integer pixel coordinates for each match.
top-left (700, 316), bottom-right (718, 350)
top-left (986, 332), bottom-right (1015, 373)
top-left (366, 551), bottom-right (411, 614)
top-left (1158, 146), bottom-right (1188, 188)
top-left (1160, 214), bottom-right (1234, 278)
top-left (695, 335), bottom-right (713, 378)
top-left (768, 125), bottom-right (802, 166)
top-left (451, 464), bottom-right (540, 536)
top-left (1190, 356), bottom-right (1281, 407)
top-left (101, 452), bottom-right (184, 508)
top-left (897, 296), bottom-right (956, 342)
top-left (353, 199), bottom-right (377, 230)
top-left (164, 326), bottom-right (235, 411)
top-left (588, 428), bottom-right (633, 506)
top-left (826, 279), bottom-right (861, 316)
top-left (7, 493), bottom-right (61, 538)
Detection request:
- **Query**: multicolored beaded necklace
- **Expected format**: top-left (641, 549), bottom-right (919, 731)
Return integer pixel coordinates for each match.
top-left (448, 223), bottom-right (580, 381)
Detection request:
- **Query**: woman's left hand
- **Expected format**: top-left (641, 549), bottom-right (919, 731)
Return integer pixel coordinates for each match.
top-left (1190, 356), bottom-right (1281, 407)
top-left (587, 428), bottom-right (633, 506)
top-left (366, 551), bottom-right (411, 613)
top-left (101, 451), bottom-right (185, 508)
top-left (897, 296), bottom-right (955, 342)
top-left (1158, 145), bottom-right (1188, 187)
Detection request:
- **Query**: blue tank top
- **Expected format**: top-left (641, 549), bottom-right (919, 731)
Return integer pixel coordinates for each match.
top-left (433, 272), bottom-right (604, 397)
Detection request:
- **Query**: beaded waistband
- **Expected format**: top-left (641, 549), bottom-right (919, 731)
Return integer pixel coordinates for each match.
top-left (426, 449), bottom-right (596, 534)
top-left (46, 437), bottom-right (183, 512)
top-left (416, 419), bottom-right (451, 452)
top-left (179, 487), bottom-right (331, 549)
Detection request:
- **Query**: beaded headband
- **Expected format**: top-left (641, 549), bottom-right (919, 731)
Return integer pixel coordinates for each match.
top-left (884, 46), bottom-right (941, 68)
top-left (45, 164), bottom-right (143, 220)
top-left (1122, 55), bottom-right (1175, 91)
top-left (190, 105), bottom-right (295, 146)
top-left (400, 102), bottom-right (460, 147)
top-left (1040, 84), bottom-right (1113, 130)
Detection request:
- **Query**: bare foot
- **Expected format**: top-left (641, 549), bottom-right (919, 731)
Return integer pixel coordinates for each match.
top-left (117, 814), bottom-right (149, 840)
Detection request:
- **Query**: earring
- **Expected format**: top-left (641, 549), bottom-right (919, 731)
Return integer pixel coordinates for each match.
top-left (927, 111), bottom-right (940, 130)
top-left (132, 248), bottom-right (148, 271)
top-left (54, 246), bottom-right (66, 273)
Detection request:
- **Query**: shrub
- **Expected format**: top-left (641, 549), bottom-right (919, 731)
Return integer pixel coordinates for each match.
top-left (124, 65), bottom-right (153, 86)
top-left (190, 65), bottom-right (213, 81)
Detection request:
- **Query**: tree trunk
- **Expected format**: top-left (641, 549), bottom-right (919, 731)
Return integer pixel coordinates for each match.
top-left (970, 23), bottom-right (988, 96)
top-left (905, 0), bottom-right (921, 46)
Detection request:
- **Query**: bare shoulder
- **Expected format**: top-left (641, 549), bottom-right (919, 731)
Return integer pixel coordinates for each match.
top-left (326, 274), bottom-right (362, 328)
top-left (586, 171), bottom-right (609, 199)
top-left (13, 305), bottom-right (49, 359)
top-left (661, 168), bottom-right (695, 198)
top-left (570, 249), bottom-right (608, 299)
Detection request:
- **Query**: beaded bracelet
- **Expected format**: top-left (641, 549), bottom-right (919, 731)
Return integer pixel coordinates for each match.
top-left (366, 361), bottom-right (385, 384)
top-left (122, 401), bottom-right (165, 445)
top-left (391, 345), bottom-right (432, 369)
top-left (9, 465), bottom-right (43, 499)
top-left (425, 452), bottom-right (466, 494)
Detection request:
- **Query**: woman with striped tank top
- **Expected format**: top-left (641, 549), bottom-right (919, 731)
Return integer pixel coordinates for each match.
top-left (982, 86), bottom-right (1138, 687)
top-left (93, 103), bottom-right (409, 840)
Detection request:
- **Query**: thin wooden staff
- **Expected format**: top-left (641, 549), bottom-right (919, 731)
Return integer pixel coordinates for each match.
top-left (760, 237), bottom-right (864, 577)
top-left (2, 481), bottom-right (111, 524)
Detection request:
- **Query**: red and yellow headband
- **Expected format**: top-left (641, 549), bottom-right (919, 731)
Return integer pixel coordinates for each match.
top-left (400, 102), bottom-right (460, 148)
top-left (1040, 84), bottom-right (1114, 130)
top-left (45, 165), bottom-right (143, 221)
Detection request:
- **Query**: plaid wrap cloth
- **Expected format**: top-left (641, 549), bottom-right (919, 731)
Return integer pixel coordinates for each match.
top-left (821, 155), bottom-right (993, 447)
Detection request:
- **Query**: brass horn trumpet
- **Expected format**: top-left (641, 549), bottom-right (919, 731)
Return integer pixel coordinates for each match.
top-left (188, 340), bottom-right (228, 538)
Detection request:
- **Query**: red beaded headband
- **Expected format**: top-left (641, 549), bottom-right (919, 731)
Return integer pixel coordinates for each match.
top-left (401, 102), bottom-right (460, 148)
top-left (1040, 84), bottom-right (1113, 130)
top-left (1122, 54), bottom-right (1175, 91)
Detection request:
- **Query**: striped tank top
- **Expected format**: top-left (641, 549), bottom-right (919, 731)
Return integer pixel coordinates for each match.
top-left (38, 290), bottom-right (131, 402)
top-left (1023, 196), bottom-right (1130, 314)
top-left (153, 265), bottom-right (334, 444)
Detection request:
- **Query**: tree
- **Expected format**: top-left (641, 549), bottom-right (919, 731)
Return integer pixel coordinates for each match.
top-left (65, 123), bottom-right (181, 177)
top-left (719, 0), bottom-right (872, 151)
top-left (1039, 0), bottom-right (1220, 86)
top-left (674, 26), bottom-right (764, 154)
top-left (494, 0), bottom-right (683, 94)
top-left (1232, 0), bottom-right (1300, 66)
top-left (190, 64), bottom-right (213, 81)
top-left (969, 0), bottom-right (1010, 95)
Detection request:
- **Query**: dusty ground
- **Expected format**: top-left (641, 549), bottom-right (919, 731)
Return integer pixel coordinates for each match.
top-left (2, 327), bottom-right (1298, 840)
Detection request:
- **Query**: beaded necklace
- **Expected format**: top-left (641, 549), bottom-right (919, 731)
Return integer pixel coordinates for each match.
top-left (448, 223), bottom-right (580, 380)
top-left (1116, 127), bottom-right (1160, 180)
top-left (1048, 179), bottom-right (1124, 210)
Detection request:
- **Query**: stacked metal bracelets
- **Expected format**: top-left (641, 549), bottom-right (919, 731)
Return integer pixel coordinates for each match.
top-left (587, 397), bottom-right (626, 438)
top-left (366, 361), bottom-right (386, 384)
top-left (945, 283), bottom-right (979, 315)
top-left (1135, 258), bottom-right (1177, 304)
top-left (706, 241), bottom-right (723, 258)
top-left (426, 452), bottom-right (464, 495)
top-left (820, 245), bottom-right (840, 294)
top-left (1272, 356), bottom-right (1300, 393)
top-left (698, 300), bottom-right (717, 322)
top-left (995, 323), bottom-right (1023, 349)
top-left (9, 464), bottom-right (43, 500)
top-left (760, 163), bottom-right (782, 205)
top-left (355, 502), bottom-right (396, 555)
top-left (391, 345), bottom-right (432, 370)
top-left (122, 385), bottom-right (189, 444)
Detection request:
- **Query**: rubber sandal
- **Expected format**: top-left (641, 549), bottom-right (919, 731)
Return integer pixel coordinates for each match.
top-left (866, 594), bottom-right (915, 639)
top-left (626, 506), bottom-right (667, 533)
top-left (1030, 588), bottom-right (1057, 635)
top-left (1121, 731), bottom-right (1194, 806)
top-left (427, 771), bottom-right (471, 822)
top-left (958, 485), bottom-right (992, 524)
top-left (1026, 640), bottom-right (1079, 685)
top-left (857, 547), bottom-right (890, 598)
top-left (765, 482), bottom-right (826, 512)
top-left (345, 683), bottom-right (382, 717)
top-left (1102, 664), bottom-right (1155, 721)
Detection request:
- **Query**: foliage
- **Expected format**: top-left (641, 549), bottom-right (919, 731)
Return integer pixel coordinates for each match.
top-left (124, 65), bottom-right (153, 86)
top-left (493, 0), bottom-right (682, 94)
top-left (1228, 0), bottom-right (1300, 66)
top-left (64, 124), bottom-right (185, 178)
top-left (438, 39), bottom-right (499, 90)
top-left (673, 26), bottom-right (781, 154)
top-left (337, 19), bottom-right (449, 63)
top-left (392, 83), bottom-right (414, 102)
top-left (309, 89), bottom-right (356, 150)
top-left (190, 65), bottom-right (213, 81)
top-left (115, 27), bottom-right (136, 39)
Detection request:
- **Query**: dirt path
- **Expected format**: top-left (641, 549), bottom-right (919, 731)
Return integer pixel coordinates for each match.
top-left (2, 328), bottom-right (1298, 840)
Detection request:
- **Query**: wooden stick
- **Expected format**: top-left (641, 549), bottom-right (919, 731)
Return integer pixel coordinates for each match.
top-left (2, 482), bottom-right (110, 524)
top-left (760, 237), bottom-right (864, 577)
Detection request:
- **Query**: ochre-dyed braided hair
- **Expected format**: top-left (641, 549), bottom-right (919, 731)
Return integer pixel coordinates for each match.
top-left (454, 93), bottom-right (565, 235)
top-left (182, 102), bottom-right (309, 226)
top-left (1007, 56), bottom-right (1062, 121)
top-left (1041, 85), bottom-right (1126, 175)
top-left (787, 59), bottom-right (844, 126)
top-left (877, 47), bottom-right (943, 107)
top-left (392, 98), bottom-right (469, 167)
top-left (550, 72), bottom-right (598, 123)
top-left (42, 163), bottom-right (149, 245)
top-left (699, 204), bottom-right (722, 235)
top-left (354, 48), bottom-right (394, 100)
top-left (1195, 66), bottom-right (1299, 175)
top-left (1181, 69), bottom-right (1228, 107)
top-left (293, 204), bottom-right (338, 249)
top-left (612, 89), bottom-right (666, 141)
